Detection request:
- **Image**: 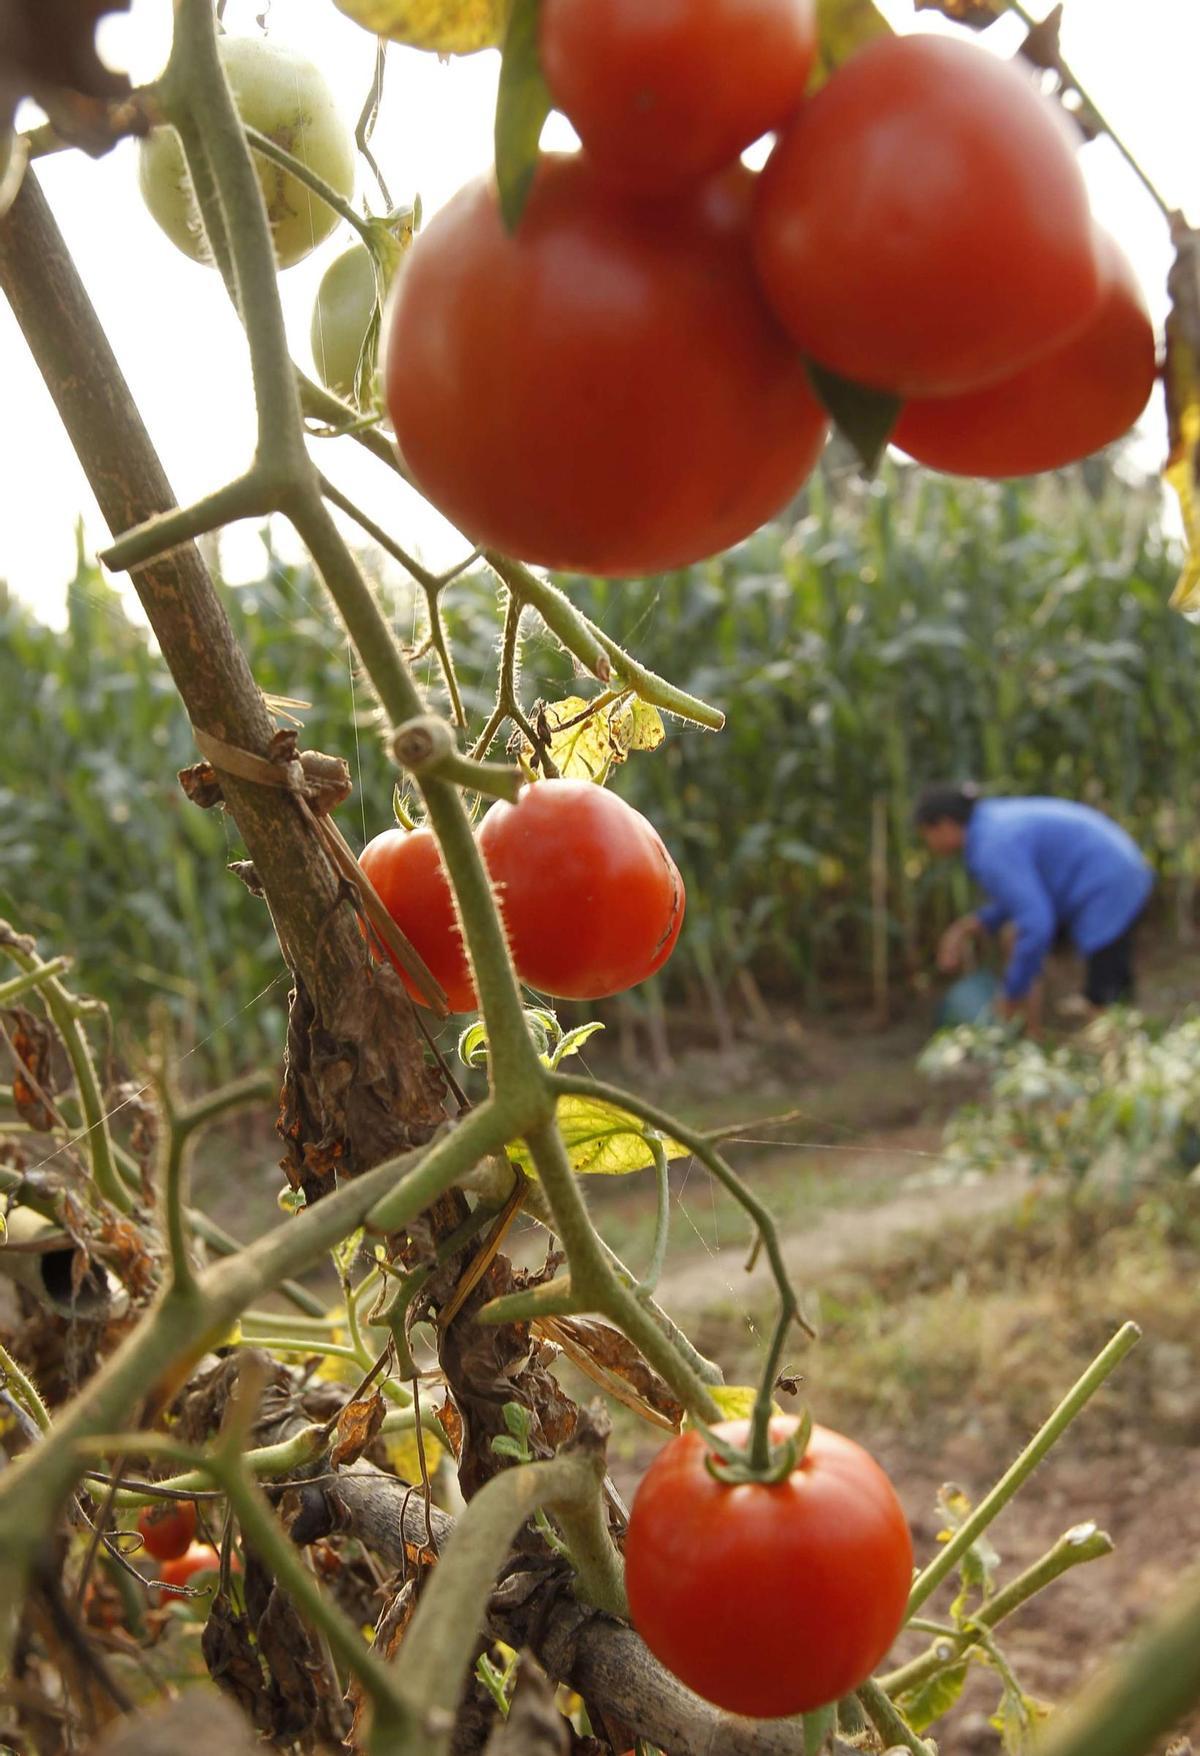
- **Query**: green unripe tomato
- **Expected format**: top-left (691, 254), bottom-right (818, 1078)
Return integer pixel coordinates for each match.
top-left (138, 36), bottom-right (355, 270)
top-left (310, 243), bottom-right (377, 402)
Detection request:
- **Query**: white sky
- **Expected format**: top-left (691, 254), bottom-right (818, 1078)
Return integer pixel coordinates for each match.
top-left (1, 0), bottom-right (1195, 623)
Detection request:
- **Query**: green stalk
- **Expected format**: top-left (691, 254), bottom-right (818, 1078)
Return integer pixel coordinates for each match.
top-left (906, 1323), bottom-right (1141, 1617)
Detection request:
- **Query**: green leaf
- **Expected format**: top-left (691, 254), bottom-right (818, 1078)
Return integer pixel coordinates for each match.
top-left (331, 0), bottom-right (511, 54)
top-left (507, 1096), bottom-right (689, 1177)
top-left (550, 1021), bottom-right (606, 1067)
top-left (277, 1186), bottom-right (307, 1214)
top-left (811, 0), bottom-right (893, 88)
top-left (897, 1660), bottom-right (970, 1733)
top-left (495, 0), bottom-right (552, 233)
top-left (332, 1226), bottom-right (365, 1281)
top-left (806, 360), bottom-right (901, 474)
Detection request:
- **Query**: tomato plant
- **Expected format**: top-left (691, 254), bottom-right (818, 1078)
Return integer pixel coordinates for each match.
top-left (478, 780), bottom-right (684, 1001)
top-left (359, 826), bottom-right (477, 1013)
top-left (892, 229), bottom-right (1157, 476)
top-left (311, 243), bottom-right (377, 404)
top-left (752, 34), bottom-right (1101, 397)
top-left (156, 1542), bottom-right (225, 1590)
top-left (136, 1497), bottom-right (196, 1562)
top-left (384, 156), bottom-right (828, 575)
top-left (139, 36), bottom-right (355, 269)
top-left (624, 1417), bottom-right (913, 1718)
top-left (539, 0), bottom-right (818, 195)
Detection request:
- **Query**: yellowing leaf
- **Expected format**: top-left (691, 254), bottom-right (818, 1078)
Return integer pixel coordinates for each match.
top-left (810, 0), bottom-right (893, 89)
top-left (708, 1384), bottom-right (778, 1422)
top-left (384, 1423), bottom-right (445, 1482)
top-left (518, 695), bottom-right (665, 781)
top-left (331, 0), bottom-right (510, 52)
top-left (506, 1096), bottom-right (688, 1177)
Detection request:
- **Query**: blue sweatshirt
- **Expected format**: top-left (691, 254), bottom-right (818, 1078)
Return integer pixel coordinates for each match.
top-left (965, 798), bottom-right (1152, 999)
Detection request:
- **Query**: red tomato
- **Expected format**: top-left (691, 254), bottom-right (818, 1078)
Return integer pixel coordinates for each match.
top-left (478, 781), bottom-right (684, 1001)
top-left (625, 1418), bottom-right (913, 1718)
top-left (384, 156), bottom-right (828, 576)
top-left (752, 34), bottom-right (1101, 397)
top-left (359, 827), bottom-right (477, 1013)
top-left (136, 1498), bottom-right (197, 1562)
top-left (892, 229), bottom-right (1157, 476)
top-left (539, 0), bottom-right (818, 194)
top-left (157, 1543), bottom-right (226, 1590)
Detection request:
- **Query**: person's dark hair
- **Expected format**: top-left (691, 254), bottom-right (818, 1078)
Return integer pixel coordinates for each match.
top-left (913, 782), bottom-right (981, 828)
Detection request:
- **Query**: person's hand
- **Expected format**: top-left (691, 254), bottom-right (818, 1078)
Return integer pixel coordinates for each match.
top-left (937, 917), bottom-right (974, 973)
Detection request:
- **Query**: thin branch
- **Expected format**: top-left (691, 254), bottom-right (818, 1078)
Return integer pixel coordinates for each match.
top-left (881, 1523), bottom-right (1114, 1699)
top-left (906, 1322), bottom-right (1141, 1617)
top-left (244, 125), bottom-right (373, 243)
top-left (1006, 0), bottom-right (1176, 223)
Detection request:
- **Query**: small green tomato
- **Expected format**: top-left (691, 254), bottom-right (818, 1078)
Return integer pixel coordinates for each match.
top-left (310, 243), bottom-right (377, 403)
top-left (138, 36), bottom-right (355, 270)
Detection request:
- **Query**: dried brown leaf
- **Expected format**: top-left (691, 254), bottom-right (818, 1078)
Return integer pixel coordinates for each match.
top-left (331, 1386), bottom-right (386, 1468)
top-left (348, 1578), bottom-right (420, 1747)
top-left (4, 1007), bottom-right (59, 1131)
top-left (536, 1317), bottom-right (684, 1433)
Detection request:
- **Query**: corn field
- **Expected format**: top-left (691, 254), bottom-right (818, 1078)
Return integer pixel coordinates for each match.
top-left (2, 457), bottom-right (1195, 1072)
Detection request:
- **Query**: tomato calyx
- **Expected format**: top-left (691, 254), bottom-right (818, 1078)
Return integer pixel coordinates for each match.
top-left (697, 1407), bottom-right (813, 1487)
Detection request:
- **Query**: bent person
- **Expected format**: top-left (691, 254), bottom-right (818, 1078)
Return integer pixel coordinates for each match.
top-left (915, 784), bottom-right (1153, 1033)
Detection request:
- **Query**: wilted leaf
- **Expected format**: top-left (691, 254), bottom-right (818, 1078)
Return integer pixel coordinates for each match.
top-left (506, 1096), bottom-right (688, 1177)
top-left (331, 1387), bottom-right (385, 1467)
top-left (988, 1671), bottom-right (1052, 1754)
top-left (538, 1316), bottom-right (684, 1430)
top-left (495, 0), bottom-right (550, 232)
top-left (811, 0), bottom-right (893, 88)
top-left (806, 361), bottom-right (901, 474)
top-left (330, 0), bottom-right (510, 53)
top-left (435, 1394), bottom-right (464, 1459)
top-left (898, 1659), bottom-right (971, 1733)
top-left (332, 1226), bottom-right (365, 1282)
top-left (515, 695), bottom-right (665, 781)
top-left (3, 1007), bottom-right (59, 1132)
top-left (1165, 223), bottom-right (1200, 612)
top-left (348, 1581), bottom-right (420, 1748)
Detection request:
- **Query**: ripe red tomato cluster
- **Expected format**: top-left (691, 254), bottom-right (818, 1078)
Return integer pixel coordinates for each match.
top-left (624, 1416), bottom-right (914, 1720)
top-left (385, 5), bottom-right (1153, 573)
top-left (360, 780), bottom-right (684, 1012)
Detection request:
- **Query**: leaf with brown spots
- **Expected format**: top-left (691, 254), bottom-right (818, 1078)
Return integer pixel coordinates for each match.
top-left (331, 1386), bottom-right (386, 1468)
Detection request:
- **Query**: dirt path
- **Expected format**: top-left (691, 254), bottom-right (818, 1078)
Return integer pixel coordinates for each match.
top-left (656, 1147), bottom-right (1027, 1315)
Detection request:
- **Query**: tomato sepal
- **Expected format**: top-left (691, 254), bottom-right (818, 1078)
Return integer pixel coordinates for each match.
top-left (805, 360), bottom-right (901, 475)
top-left (695, 1405), bottom-right (812, 1486)
top-left (495, 0), bottom-right (551, 233)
